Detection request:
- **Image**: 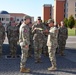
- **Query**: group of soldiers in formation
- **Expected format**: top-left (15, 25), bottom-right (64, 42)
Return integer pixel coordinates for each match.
top-left (0, 16), bottom-right (68, 73)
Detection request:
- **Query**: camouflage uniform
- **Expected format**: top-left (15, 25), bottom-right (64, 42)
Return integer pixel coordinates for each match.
top-left (32, 22), bottom-right (46, 61)
top-left (7, 24), bottom-right (19, 56)
top-left (19, 23), bottom-right (30, 68)
top-left (28, 23), bottom-right (33, 57)
top-left (47, 19), bottom-right (58, 70)
top-left (47, 26), bottom-right (58, 69)
top-left (0, 24), bottom-right (5, 55)
top-left (58, 26), bottom-right (68, 55)
top-left (42, 24), bottom-right (50, 56)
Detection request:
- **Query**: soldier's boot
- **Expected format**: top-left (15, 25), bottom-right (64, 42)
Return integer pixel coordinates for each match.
top-left (20, 67), bottom-right (30, 73)
top-left (38, 58), bottom-right (42, 63)
top-left (0, 51), bottom-right (2, 57)
top-left (35, 59), bottom-right (39, 63)
top-left (10, 51), bottom-right (16, 58)
top-left (60, 50), bottom-right (65, 56)
top-left (48, 66), bottom-right (57, 71)
top-left (28, 53), bottom-right (32, 57)
top-left (48, 62), bottom-right (57, 71)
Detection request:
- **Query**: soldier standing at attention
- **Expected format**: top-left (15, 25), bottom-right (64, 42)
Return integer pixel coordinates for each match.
top-left (47, 19), bottom-right (58, 71)
top-left (58, 21), bottom-right (68, 56)
top-left (0, 21), bottom-right (5, 56)
top-left (19, 16), bottom-right (31, 73)
top-left (32, 17), bottom-right (46, 63)
top-left (7, 21), bottom-right (19, 57)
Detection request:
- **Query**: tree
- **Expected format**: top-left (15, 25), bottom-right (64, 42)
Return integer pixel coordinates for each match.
top-left (68, 15), bottom-right (75, 29)
top-left (64, 18), bottom-right (68, 27)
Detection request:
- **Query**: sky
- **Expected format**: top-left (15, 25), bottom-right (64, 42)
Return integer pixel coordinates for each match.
top-left (0, 0), bottom-right (54, 20)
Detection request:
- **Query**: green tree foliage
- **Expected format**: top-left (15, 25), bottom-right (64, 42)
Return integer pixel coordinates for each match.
top-left (68, 15), bottom-right (75, 29)
top-left (64, 18), bottom-right (68, 27)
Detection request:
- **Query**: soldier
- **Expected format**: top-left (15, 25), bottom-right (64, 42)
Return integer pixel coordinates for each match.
top-left (58, 21), bottom-right (68, 56)
top-left (28, 22), bottom-right (33, 57)
top-left (54, 22), bottom-right (59, 54)
top-left (47, 19), bottom-right (58, 71)
top-left (32, 16), bottom-right (46, 63)
top-left (42, 23), bottom-right (49, 56)
top-left (19, 16), bottom-right (31, 73)
top-left (0, 21), bottom-right (5, 56)
top-left (7, 21), bottom-right (19, 57)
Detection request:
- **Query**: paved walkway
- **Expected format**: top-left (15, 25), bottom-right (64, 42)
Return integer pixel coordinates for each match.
top-left (0, 36), bottom-right (76, 75)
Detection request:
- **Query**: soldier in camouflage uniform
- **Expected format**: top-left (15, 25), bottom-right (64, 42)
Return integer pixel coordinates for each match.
top-left (58, 21), bottom-right (68, 56)
top-left (0, 21), bottom-right (5, 56)
top-left (19, 16), bottom-right (31, 73)
top-left (47, 19), bottom-right (58, 71)
top-left (42, 23), bottom-right (49, 56)
top-left (28, 22), bottom-right (33, 57)
top-left (7, 21), bottom-right (19, 57)
top-left (32, 17), bottom-right (46, 63)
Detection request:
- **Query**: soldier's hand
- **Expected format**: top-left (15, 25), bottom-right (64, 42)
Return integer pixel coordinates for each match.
top-left (34, 28), bottom-right (37, 31)
top-left (25, 45), bottom-right (29, 48)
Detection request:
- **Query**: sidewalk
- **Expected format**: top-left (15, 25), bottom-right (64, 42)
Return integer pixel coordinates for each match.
top-left (0, 36), bottom-right (76, 75)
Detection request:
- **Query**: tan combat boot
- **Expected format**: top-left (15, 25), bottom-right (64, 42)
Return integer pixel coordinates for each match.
top-left (48, 66), bottom-right (57, 71)
top-left (20, 67), bottom-right (30, 73)
top-left (48, 62), bottom-right (57, 71)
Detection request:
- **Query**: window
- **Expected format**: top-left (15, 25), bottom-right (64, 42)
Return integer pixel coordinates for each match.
top-left (75, 14), bottom-right (76, 18)
top-left (0, 18), bottom-right (1, 21)
top-left (75, 8), bottom-right (76, 12)
top-left (66, 8), bottom-right (68, 12)
top-left (75, 2), bottom-right (76, 7)
top-left (6, 18), bottom-right (9, 21)
top-left (17, 19), bottom-right (19, 21)
top-left (21, 19), bottom-right (23, 21)
top-left (67, 3), bottom-right (68, 7)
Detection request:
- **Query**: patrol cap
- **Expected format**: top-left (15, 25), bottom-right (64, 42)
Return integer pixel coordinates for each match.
top-left (37, 16), bottom-right (41, 20)
top-left (47, 19), bottom-right (54, 24)
top-left (23, 15), bottom-right (31, 20)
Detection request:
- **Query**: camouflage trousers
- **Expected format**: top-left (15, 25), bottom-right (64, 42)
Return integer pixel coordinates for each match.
top-left (33, 40), bottom-right (43, 60)
top-left (48, 47), bottom-right (57, 67)
top-left (42, 37), bottom-right (48, 54)
top-left (0, 40), bottom-right (3, 54)
top-left (20, 45), bottom-right (29, 68)
top-left (9, 40), bottom-right (17, 55)
top-left (58, 40), bottom-right (66, 54)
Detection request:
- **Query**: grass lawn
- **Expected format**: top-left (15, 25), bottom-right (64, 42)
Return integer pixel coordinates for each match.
top-left (68, 28), bottom-right (76, 36)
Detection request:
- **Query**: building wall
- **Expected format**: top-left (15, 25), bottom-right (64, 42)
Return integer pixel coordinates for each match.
top-left (65, 0), bottom-right (76, 19)
top-left (54, 0), bottom-right (65, 24)
top-left (43, 4), bottom-right (52, 21)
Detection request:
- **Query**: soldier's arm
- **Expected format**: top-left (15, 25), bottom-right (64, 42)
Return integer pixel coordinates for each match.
top-left (32, 25), bottom-right (36, 34)
top-left (66, 28), bottom-right (68, 39)
top-left (21, 27), bottom-right (30, 46)
top-left (19, 27), bottom-right (22, 43)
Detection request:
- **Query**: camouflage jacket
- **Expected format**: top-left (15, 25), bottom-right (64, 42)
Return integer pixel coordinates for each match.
top-left (19, 23), bottom-right (30, 47)
top-left (7, 25), bottom-right (19, 41)
top-left (58, 26), bottom-right (68, 40)
top-left (47, 27), bottom-right (58, 47)
top-left (32, 23), bottom-right (46, 41)
top-left (0, 25), bottom-right (5, 40)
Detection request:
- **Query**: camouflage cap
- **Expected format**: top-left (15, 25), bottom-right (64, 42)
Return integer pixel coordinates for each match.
top-left (23, 15), bottom-right (31, 20)
top-left (37, 16), bottom-right (41, 20)
top-left (47, 19), bottom-right (54, 24)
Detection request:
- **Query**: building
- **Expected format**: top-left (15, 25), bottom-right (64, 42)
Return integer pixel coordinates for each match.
top-left (43, 0), bottom-right (76, 24)
top-left (65, 0), bottom-right (76, 19)
top-left (0, 10), bottom-right (34, 26)
top-left (54, 0), bottom-right (66, 24)
top-left (43, 4), bottom-right (52, 22)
